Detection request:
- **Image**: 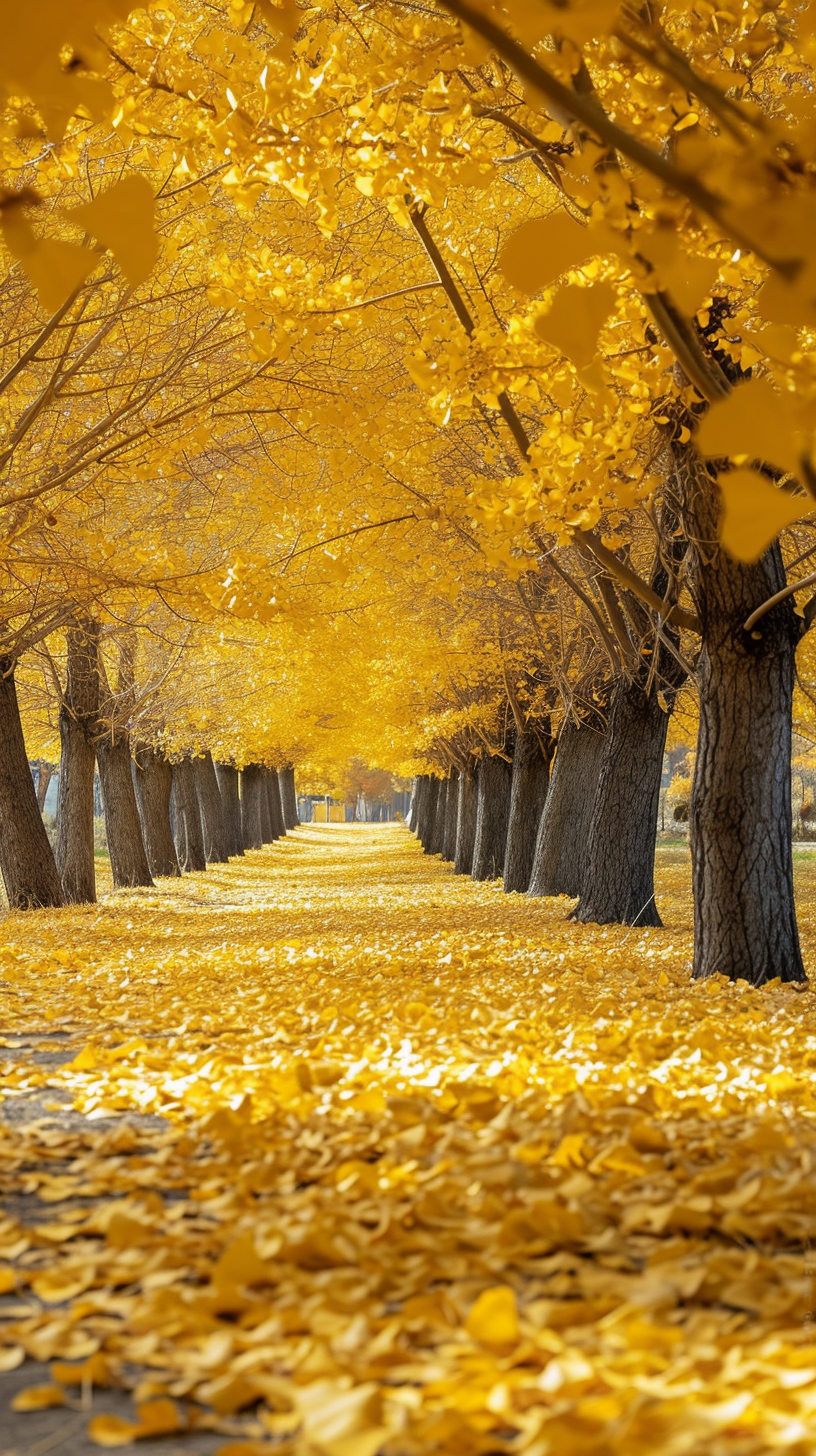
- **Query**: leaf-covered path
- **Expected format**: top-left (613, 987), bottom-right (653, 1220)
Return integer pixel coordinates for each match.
top-left (2, 826), bottom-right (816, 1454)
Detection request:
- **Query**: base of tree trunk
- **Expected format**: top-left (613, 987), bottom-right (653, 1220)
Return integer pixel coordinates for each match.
top-left (133, 747), bottom-right (180, 877)
top-left (56, 710), bottom-right (97, 904)
top-left (172, 757), bottom-right (207, 872)
top-left (241, 764), bottom-right (265, 851)
top-left (504, 731), bottom-right (552, 894)
top-left (56, 620), bottom-right (100, 905)
top-left (429, 777), bottom-right (447, 856)
top-left (691, 624), bottom-right (806, 984)
top-left (193, 753), bottom-right (229, 863)
top-left (472, 755), bottom-right (512, 881)
top-left (0, 666), bottom-right (64, 909)
top-left (97, 734), bottom-right (154, 888)
top-left (419, 778), bottom-right (439, 852)
top-left (454, 762), bottom-right (478, 875)
top-left (573, 679), bottom-right (668, 928)
top-left (279, 766), bottom-right (299, 829)
top-left (259, 769), bottom-right (275, 843)
top-left (443, 772), bottom-right (459, 860)
top-left (528, 720), bottom-right (606, 899)
top-left (413, 776), bottom-right (430, 842)
top-left (680, 447), bottom-right (806, 985)
top-left (215, 763), bottom-right (244, 857)
top-left (267, 768), bottom-right (286, 840)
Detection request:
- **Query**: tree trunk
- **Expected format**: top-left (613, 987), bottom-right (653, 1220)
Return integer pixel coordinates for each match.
top-left (258, 768), bottom-right (275, 843)
top-left (528, 719), bottom-right (606, 899)
top-left (267, 768), bottom-right (286, 840)
top-left (503, 729), bottom-right (553, 894)
top-left (680, 449), bottom-right (805, 984)
top-left (171, 755), bottom-right (206, 872)
top-left (443, 771), bottom-right (460, 861)
top-left (406, 778), bottom-right (418, 832)
top-left (56, 620), bottom-right (100, 905)
top-left (412, 775), bottom-right (428, 838)
top-left (97, 732), bottom-right (154, 889)
top-left (193, 752), bottom-right (229, 863)
top-left (0, 663), bottom-right (64, 909)
top-left (35, 763), bottom-right (53, 812)
top-left (215, 763), bottom-right (244, 857)
top-left (241, 764), bottom-right (265, 851)
top-left (455, 760), bottom-right (478, 875)
top-left (133, 746), bottom-right (179, 877)
top-left (419, 777), bottom-right (439, 852)
top-left (573, 680), bottom-right (669, 926)
top-left (472, 754), bottom-right (513, 882)
top-left (279, 765), bottom-right (299, 829)
top-left (429, 776), bottom-right (447, 856)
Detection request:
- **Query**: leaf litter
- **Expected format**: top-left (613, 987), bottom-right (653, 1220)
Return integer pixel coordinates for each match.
top-left (1, 826), bottom-right (816, 1454)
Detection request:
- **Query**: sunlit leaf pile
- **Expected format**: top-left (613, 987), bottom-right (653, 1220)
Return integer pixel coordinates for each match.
top-left (1, 827), bottom-right (816, 1453)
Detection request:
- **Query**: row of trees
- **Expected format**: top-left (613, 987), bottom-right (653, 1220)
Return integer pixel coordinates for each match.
top-left (1, 624), bottom-right (299, 911)
top-left (2, 0), bottom-right (816, 989)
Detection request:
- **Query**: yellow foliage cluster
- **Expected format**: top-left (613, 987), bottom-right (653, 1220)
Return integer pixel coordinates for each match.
top-left (1, 828), bottom-right (816, 1452)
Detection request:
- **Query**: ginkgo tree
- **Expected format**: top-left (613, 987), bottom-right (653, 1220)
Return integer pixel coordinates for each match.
top-left (4, 0), bottom-right (816, 986)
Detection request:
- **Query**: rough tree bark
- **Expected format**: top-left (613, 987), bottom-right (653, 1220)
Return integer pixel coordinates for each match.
top-left (193, 752), bottom-right (229, 863)
top-left (504, 727), bottom-right (554, 894)
top-left (574, 493), bottom-right (689, 927)
top-left (267, 768), bottom-right (286, 840)
top-left (258, 768), bottom-right (275, 843)
top-left (241, 764), bottom-right (265, 851)
top-left (528, 719), bottom-right (607, 899)
top-left (0, 663), bottom-right (64, 909)
top-left (681, 449), bottom-right (805, 984)
top-left (133, 746), bottom-right (179, 877)
top-left (35, 763), bottom-right (53, 812)
top-left (56, 619), bottom-right (100, 905)
top-left (429, 776), bottom-right (448, 856)
top-left (171, 755), bottom-right (206, 872)
top-left (279, 765), bottom-right (299, 829)
top-left (95, 636), bottom-right (153, 890)
top-left (215, 763), bottom-right (244, 857)
top-left (472, 754), bottom-right (513, 882)
top-left (455, 759), bottom-right (479, 876)
top-left (573, 679), bottom-right (670, 926)
top-left (97, 732), bottom-right (154, 888)
top-left (443, 771), bottom-right (460, 861)
top-left (419, 777), bottom-right (439, 852)
top-left (412, 776), bottom-right (428, 839)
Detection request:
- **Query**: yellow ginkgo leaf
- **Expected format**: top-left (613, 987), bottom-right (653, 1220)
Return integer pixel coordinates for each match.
top-left (1, 201), bottom-right (96, 313)
top-left (536, 282), bottom-right (616, 366)
top-left (465, 1285), bottom-right (521, 1349)
top-left (504, 0), bottom-right (621, 46)
top-left (11, 1383), bottom-right (66, 1411)
top-left (51, 1353), bottom-right (112, 1386)
top-left (696, 379), bottom-right (802, 479)
top-left (212, 1234), bottom-right (270, 1289)
top-left (298, 1379), bottom-right (383, 1451)
top-left (135, 1398), bottom-right (182, 1435)
top-left (87, 1413), bottom-right (143, 1447)
top-left (718, 469), bottom-right (812, 563)
top-left (68, 175), bottom-right (158, 288)
top-left (500, 212), bottom-right (595, 296)
top-left (636, 225), bottom-right (719, 313)
top-left (31, 1266), bottom-right (96, 1302)
top-left (105, 1211), bottom-right (151, 1249)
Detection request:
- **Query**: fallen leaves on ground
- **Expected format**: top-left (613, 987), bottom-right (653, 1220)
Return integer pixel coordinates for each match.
top-left (1, 826), bottom-right (816, 1454)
